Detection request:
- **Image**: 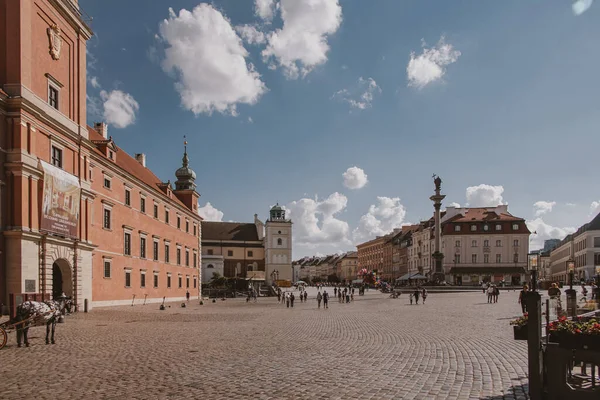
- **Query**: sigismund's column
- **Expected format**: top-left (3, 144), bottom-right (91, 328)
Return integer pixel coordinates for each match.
top-left (430, 175), bottom-right (446, 282)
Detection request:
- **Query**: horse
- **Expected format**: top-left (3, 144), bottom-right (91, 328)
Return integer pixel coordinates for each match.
top-left (12, 298), bottom-right (70, 347)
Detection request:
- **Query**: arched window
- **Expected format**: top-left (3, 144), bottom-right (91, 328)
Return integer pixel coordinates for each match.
top-left (247, 265), bottom-right (253, 272)
top-left (277, 238), bottom-right (282, 246)
top-left (207, 264), bottom-right (214, 269)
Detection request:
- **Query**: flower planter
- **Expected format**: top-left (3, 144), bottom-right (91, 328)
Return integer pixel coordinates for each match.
top-left (548, 333), bottom-right (600, 352)
top-left (513, 325), bottom-right (528, 340)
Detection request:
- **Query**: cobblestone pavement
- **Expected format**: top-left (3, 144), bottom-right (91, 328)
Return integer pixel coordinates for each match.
top-left (0, 289), bottom-right (530, 400)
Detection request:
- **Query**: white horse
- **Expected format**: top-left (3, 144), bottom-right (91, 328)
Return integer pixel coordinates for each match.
top-left (12, 299), bottom-right (70, 347)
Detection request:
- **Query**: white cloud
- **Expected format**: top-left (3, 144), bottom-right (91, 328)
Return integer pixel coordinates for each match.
top-left (465, 184), bottom-right (505, 207)
top-left (86, 94), bottom-right (102, 118)
top-left (353, 197), bottom-right (407, 243)
top-left (526, 218), bottom-right (576, 251)
top-left (342, 166), bottom-right (368, 189)
top-left (333, 77), bottom-right (381, 110)
top-left (407, 36), bottom-right (461, 89)
top-left (566, 202), bottom-right (576, 207)
top-left (286, 192), bottom-right (351, 248)
top-left (198, 202), bottom-right (224, 221)
top-left (100, 90), bottom-right (139, 129)
top-left (255, 0), bottom-right (277, 21)
top-left (159, 5), bottom-right (267, 116)
top-left (590, 200), bottom-right (600, 217)
top-left (448, 202), bottom-right (461, 208)
top-left (89, 76), bottom-right (101, 89)
top-left (236, 24), bottom-right (266, 45)
top-left (533, 201), bottom-right (556, 217)
top-left (262, 0), bottom-right (342, 79)
top-left (573, 0), bottom-right (594, 15)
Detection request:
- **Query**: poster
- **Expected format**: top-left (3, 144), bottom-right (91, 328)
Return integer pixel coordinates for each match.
top-left (40, 160), bottom-right (80, 237)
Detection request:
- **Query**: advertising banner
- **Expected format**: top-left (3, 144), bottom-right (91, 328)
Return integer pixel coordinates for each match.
top-left (40, 160), bottom-right (80, 237)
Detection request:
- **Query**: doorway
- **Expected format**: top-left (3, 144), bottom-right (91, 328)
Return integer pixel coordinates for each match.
top-left (52, 259), bottom-right (72, 299)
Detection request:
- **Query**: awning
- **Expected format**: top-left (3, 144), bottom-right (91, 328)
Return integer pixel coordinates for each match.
top-left (410, 274), bottom-right (427, 280)
top-left (449, 267), bottom-right (527, 275)
top-left (396, 273), bottom-right (427, 281)
top-left (396, 273), bottom-right (412, 281)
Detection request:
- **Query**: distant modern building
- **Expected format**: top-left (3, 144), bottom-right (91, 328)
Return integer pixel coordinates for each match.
top-left (543, 239), bottom-right (561, 253)
top-left (549, 212), bottom-right (600, 282)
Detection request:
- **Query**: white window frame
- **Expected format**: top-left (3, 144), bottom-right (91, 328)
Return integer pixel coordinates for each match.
top-left (140, 270), bottom-right (147, 288)
top-left (512, 223), bottom-right (519, 231)
top-left (495, 224), bottom-right (502, 231)
top-left (153, 271), bottom-right (159, 288)
top-left (124, 268), bottom-right (132, 288)
top-left (454, 225), bottom-right (461, 232)
top-left (102, 201), bottom-right (113, 230)
top-left (50, 142), bottom-right (64, 169)
top-left (46, 73), bottom-right (63, 110)
top-left (103, 173), bottom-right (112, 190)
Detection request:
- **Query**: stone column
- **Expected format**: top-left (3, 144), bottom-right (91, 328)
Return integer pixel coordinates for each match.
top-left (430, 175), bottom-right (446, 281)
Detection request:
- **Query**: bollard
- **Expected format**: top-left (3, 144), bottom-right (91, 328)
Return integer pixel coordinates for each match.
top-left (526, 291), bottom-right (543, 400)
top-left (84, 298), bottom-right (88, 313)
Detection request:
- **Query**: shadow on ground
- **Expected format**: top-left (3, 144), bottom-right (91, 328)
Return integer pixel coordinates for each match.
top-left (479, 383), bottom-right (529, 399)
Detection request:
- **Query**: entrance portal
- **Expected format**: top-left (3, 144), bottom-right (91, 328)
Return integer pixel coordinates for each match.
top-left (52, 259), bottom-right (72, 299)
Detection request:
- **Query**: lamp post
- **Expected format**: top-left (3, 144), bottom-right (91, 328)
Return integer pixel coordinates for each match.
top-left (566, 258), bottom-right (577, 317)
top-left (528, 254), bottom-right (538, 292)
top-left (595, 266), bottom-right (600, 304)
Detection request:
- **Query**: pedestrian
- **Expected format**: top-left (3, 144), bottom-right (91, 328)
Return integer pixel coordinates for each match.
top-left (338, 290), bottom-right (342, 303)
top-left (422, 288), bottom-right (428, 304)
top-left (350, 293), bottom-right (354, 302)
top-left (413, 288), bottom-right (420, 304)
top-left (493, 285), bottom-right (499, 303)
top-left (409, 293), bottom-right (413, 305)
top-left (518, 284), bottom-right (528, 314)
top-left (277, 291), bottom-right (281, 303)
top-left (487, 285), bottom-right (494, 304)
top-left (317, 291), bottom-right (322, 308)
top-left (186, 290), bottom-right (190, 302)
top-left (303, 291), bottom-right (307, 302)
top-left (346, 293), bottom-right (350, 303)
top-left (334, 287), bottom-right (337, 297)
top-left (290, 293), bottom-right (295, 307)
top-left (286, 292), bottom-right (290, 308)
top-left (323, 291), bottom-right (329, 309)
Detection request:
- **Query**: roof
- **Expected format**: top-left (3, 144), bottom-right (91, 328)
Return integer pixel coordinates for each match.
top-left (270, 204), bottom-right (283, 211)
top-left (443, 208), bottom-right (523, 223)
top-left (87, 126), bottom-right (196, 215)
top-left (201, 221), bottom-right (260, 241)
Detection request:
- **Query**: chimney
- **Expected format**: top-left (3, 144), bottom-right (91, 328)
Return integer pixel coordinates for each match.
top-left (135, 153), bottom-right (146, 167)
top-left (94, 122), bottom-right (108, 139)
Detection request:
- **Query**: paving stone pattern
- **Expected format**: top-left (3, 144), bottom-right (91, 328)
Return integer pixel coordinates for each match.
top-left (0, 289), bottom-right (530, 400)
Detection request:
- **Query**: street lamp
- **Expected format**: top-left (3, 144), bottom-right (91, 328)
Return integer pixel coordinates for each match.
top-left (595, 266), bottom-right (600, 303)
top-left (567, 258), bottom-right (575, 290)
top-left (528, 254), bottom-right (538, 292)
top-left (566, 258), bottom-right (576, 317)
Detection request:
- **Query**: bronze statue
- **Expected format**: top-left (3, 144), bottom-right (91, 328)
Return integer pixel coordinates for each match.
top-left (433, 174), bottom-right (442, 192)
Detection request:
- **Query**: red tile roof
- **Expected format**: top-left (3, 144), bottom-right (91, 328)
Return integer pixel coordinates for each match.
top-left (87, 126), bottom-right (197, 216)
top-left (444, 208), bottom-right (523, 223)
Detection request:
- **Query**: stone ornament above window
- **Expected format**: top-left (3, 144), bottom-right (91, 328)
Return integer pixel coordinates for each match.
top-left (47, 24), bottom-right (62, 60)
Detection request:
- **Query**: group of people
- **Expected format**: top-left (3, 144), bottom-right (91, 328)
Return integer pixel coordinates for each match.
top-left (409, 287), bottom-right (428, 304)
top-left (277, 289), bottom-right (308, 308)
top-left (333, 286), bottom-right (354, 303)
top-left (484, 284), bottom-right (500, 304)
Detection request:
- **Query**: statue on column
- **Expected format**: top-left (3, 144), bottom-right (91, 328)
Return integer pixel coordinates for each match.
top-left (433, 174), bottom-right (442, 193)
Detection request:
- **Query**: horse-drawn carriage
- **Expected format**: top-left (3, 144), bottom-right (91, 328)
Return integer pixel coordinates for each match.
top-left (0, 297), bottom-right (72, 349)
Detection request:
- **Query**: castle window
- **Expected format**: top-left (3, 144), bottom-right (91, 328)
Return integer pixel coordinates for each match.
top-left (207, 249), bottom-right (213, 255)
top-left (125, 189), bottom-right (131, 206)
top-left (471, 225), bottom-right (477, 232)
top-left (277, 238), bottom-right (283, 246)
top-left (495, 224), bottom-right (502, 231)
top-left (48, 85), bottom-right (59, 109)
top-left (483, 225), bottom-right (489, 231)
top-left (140, 197), bottom-right (146, 213)
top-left (248, 251), bottom-right (253, 257)
top-left (454, 225), bottom-right (461, 232)
top-left (154, 204), bottom-right (158, 219)
top-left (125, 270), bottom-right (131, 288)
top-left (51, 146), bottom-right (63, 168)
top-left (227, 250), bottom-right (233, 257)
top-left (512, 223), bottom-right (519, 231)
top-left (103, 260), bottom-right (111, 278)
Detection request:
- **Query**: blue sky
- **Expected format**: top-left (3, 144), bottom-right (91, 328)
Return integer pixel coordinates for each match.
top-left (81, 0), bottom-right (600, 257)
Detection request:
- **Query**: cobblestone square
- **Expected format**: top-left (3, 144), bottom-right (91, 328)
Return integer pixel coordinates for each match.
top-left (1, 289), bottom-right (530, 400)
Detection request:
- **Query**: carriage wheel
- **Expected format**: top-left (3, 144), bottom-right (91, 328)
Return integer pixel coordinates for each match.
top-left (0, 327), bottom-right (7, 350)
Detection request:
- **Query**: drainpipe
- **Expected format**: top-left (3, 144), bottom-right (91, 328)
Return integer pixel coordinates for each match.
top-left (73, 240), bottom-right (78, 311)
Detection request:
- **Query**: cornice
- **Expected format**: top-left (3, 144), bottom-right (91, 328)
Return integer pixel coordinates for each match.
top-left (48, 0), bottom-right (93, 39)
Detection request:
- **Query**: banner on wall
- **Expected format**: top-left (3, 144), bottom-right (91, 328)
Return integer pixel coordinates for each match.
top-left (40, 160), bottom-right (80, 237)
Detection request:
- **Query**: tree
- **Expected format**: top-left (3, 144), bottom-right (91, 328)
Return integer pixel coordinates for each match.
top-left (210, 272), bottom-right (227, 288)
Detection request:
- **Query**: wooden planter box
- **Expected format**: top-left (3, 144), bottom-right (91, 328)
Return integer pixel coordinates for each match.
top-left (548, 333), bottom-right (600, 351)
top-left (513, 325), bottom-right (528, 340)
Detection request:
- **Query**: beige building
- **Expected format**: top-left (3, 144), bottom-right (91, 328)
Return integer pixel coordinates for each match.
top-left (407, 222), bottom-right (435, 276)
top-left (440, 205), bottom-right (531, 285)
top-left (550, 212), bottom-right (600, 282)
top-left (338, 251), bottom-right (358, 282)
top-left (201, 205), bottom-right (293, 287)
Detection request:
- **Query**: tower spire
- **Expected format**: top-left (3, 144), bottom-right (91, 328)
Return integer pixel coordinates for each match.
top-left (182, 135), bottom-right (189, 167)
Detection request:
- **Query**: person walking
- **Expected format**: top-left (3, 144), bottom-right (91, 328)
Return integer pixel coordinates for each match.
top-left (317, 291), bottom-right (322, 308)
top-left (334, 287), bottom-right (338, 297)
top-left (323, 291), bottom-right (329, 309)
top-left (286, 292), bottom-right (290, 308)
top-left (338, 290), bottom-right (342, 303)
top-left (303, 291), bottom-right (307, 302)
top-left (422, 288), bottom-right (428, 304)
top-left (518, 284), bottom-right (529, 314)
top-left (186, 290), bottom-right (190, 302)
top-left (290, 293), bottom-right (295, 308)
top-left (277, 290), bottom-right (281, 303)
top-left (493, 285), bottom-right (500, 303)
top-left (487, 285), bottom-right (494, 304)
top-left (410, 293), bottom-right (413, 305)
top-left (413, 288), bottom-right (420, 304)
